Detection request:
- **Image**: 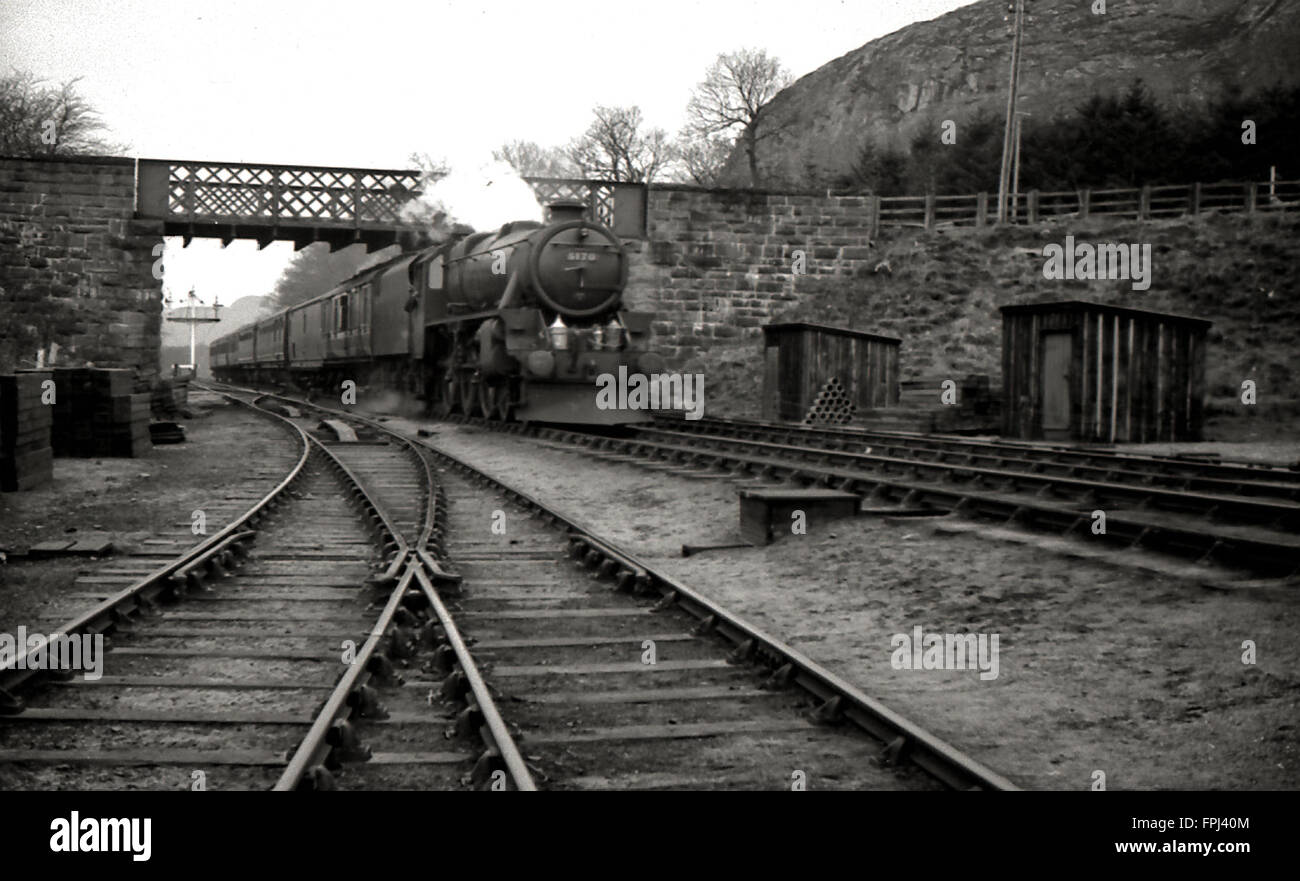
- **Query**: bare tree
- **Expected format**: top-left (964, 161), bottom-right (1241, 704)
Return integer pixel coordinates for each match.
top-left (568, 105), bottom-right (674, 183)
top-left (675, 131), bottom-right (734, 186)
top-left (685, 49), bottom-right (792, 187)
top-left (492, 139), bottom-right (576, 178)
top-left (0, 70), bottom-right (125, 156)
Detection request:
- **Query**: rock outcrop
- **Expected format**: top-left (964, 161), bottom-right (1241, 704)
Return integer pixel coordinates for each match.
top-left (722, 0), bottom-right (1300, 186)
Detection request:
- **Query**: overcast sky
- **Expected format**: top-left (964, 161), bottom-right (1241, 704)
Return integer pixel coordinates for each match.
top-left (2, 0), bottom-right (980, 308)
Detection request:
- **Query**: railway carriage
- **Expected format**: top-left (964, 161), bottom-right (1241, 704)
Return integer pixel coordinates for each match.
top-left (212, 201), bottom-right (659, 425)
top-left (234, 326), bottom-right (256, 368)
top-left (255, 313), bottom-right (288, 370)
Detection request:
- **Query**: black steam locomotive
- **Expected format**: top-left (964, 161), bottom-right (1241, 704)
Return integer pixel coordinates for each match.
top-left (211, 202), bottom-right (665, 424)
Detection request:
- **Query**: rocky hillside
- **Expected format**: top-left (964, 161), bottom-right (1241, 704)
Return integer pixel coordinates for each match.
top-left (725, 0), bottom-right (1300, 186)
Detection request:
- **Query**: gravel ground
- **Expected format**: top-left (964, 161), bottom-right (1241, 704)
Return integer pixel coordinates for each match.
top-left (0, 397), bottom-right (298, 630)
top-left (390, 419), bottom-right (1300, 791)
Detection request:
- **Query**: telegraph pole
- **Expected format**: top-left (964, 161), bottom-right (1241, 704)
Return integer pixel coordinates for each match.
top-left (1011, 111), bottom-right (1029, 222)
top-left (997, 0), bottom-right (1027, 223)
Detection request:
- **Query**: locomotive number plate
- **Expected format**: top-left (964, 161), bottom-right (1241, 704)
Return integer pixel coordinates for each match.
top-left (566, 251), bottom-right (599, 262)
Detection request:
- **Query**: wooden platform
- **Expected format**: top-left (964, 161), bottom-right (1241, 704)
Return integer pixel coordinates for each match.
top-left (738, 488), bottom-right (859, 545)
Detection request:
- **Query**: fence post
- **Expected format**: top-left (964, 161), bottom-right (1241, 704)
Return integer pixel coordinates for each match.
top-left (1139, 185), bottom-right (1151, 220)
top-left (1078, 188), bottom-right (1090, 219)
top-left (924, 193), bottom-right (935, 230)
top-left (1027, 190), bottom-right (1039, 224)
top-left (868, 195), bottom-right (880, 238)
top-left (976, 192), bottom-right (988, 227)
top-left (1245, 182), bottom-right (1257, 213)
top-left (1190, 182), bottom-right (1201, 216)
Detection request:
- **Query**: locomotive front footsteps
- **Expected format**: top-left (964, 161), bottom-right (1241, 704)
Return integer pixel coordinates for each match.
top-left (210, 201), bottom-right (664, 425)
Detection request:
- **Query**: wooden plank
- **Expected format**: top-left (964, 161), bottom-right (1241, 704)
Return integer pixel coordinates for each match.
top-left (1094, 311), bottom-right (1105, 441)
top-left (114, 627), bottom-right (360, 639)
top-left (489, 660), bottom-right (732, 677)
top-left (458, 608), bottom-right (650, 620)
top-left (55, 676), bottom-right (334, 689)
top-left (522, 686), bottom-right (769, 705)
top-left (1078, 311), bottom-right (1091, 440)
top-left (1123, 316), bottom-right (1135, 442)
top-left (0, 749), bottom-right (287, 766)
top-left (1156, 319), bottom-right (1170, 441)
top-left (365, 751), bottom-right (470, 765)
top-left (527, 718), bottom-right (815, 746)
top-left (474, 634), bottom-right (694, 650)
top-left (151, 612), bottom-right (368, 622)
top-left (1103, 311), bottom-right (1117, 443)
top-left (1028, 313), bottom-right (1041, 438)
top-left (1001, 314), bottom-right (1015, 436)
top-left (1189, 327), bottom-right (1207, 441)
top-left (107, 647), bottom-right (341, 660)
top-left (1, 707), bottom-right (306, 725)
top-left (1176, 326), bottom-right (1192, 440)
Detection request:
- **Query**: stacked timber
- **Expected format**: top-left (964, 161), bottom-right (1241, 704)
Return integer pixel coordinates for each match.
top-left (856, 375), bottom-right (1002, 434)
top-left (51, 368), bottom-right (151, 457)
top-left (0, 371), bottom-right (54, 491)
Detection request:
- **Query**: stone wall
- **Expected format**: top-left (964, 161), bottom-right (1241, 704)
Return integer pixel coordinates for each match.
top-left (624, 184), bottom-right (878, 364)
top-left (0, 156), bottom-right (163, 389)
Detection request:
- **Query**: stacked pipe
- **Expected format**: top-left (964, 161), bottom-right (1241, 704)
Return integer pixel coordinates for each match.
top-left (51, 368), bottom-right (151, 457)
top-left (0, 371), bottom-right (54, 491)
top-left (802, 377), bottom-right (857, 426)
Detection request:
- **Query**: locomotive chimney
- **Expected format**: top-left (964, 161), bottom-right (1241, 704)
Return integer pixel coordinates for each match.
top-left (546, 199), bottom-right (587, 223)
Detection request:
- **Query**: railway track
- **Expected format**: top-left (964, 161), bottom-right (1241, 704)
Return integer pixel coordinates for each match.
top-left (0, 389), bottom-right (532, 791)
top-left (458, 417), bottom-right (1295, 579)
top-left (403, 406), bottom-right (1300, 578)
top-left (200, 383), bottom-right (1020, 791)
top-left (660, 415), bottom-right (1300, 501)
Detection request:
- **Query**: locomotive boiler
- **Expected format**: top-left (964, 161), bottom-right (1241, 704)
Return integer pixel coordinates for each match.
top-left (211, 201), bottom-right (664, 425)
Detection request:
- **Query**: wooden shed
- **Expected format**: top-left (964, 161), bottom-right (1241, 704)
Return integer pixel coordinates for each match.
top-left (1000, 300), bottom-right (1211, 443)
top-left (761, 323), bottom-right (900, 424)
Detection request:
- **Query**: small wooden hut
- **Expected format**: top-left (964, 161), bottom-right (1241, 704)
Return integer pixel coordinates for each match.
top-left (1000, 300), bottom-right (1211, 443)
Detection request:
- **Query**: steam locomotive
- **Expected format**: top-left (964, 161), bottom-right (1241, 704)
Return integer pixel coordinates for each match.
top-left (210, 201), bottom-right (665, 424)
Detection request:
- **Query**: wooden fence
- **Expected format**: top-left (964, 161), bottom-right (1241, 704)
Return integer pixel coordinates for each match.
top-left (860, 179), bottom-right (1300, 234)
